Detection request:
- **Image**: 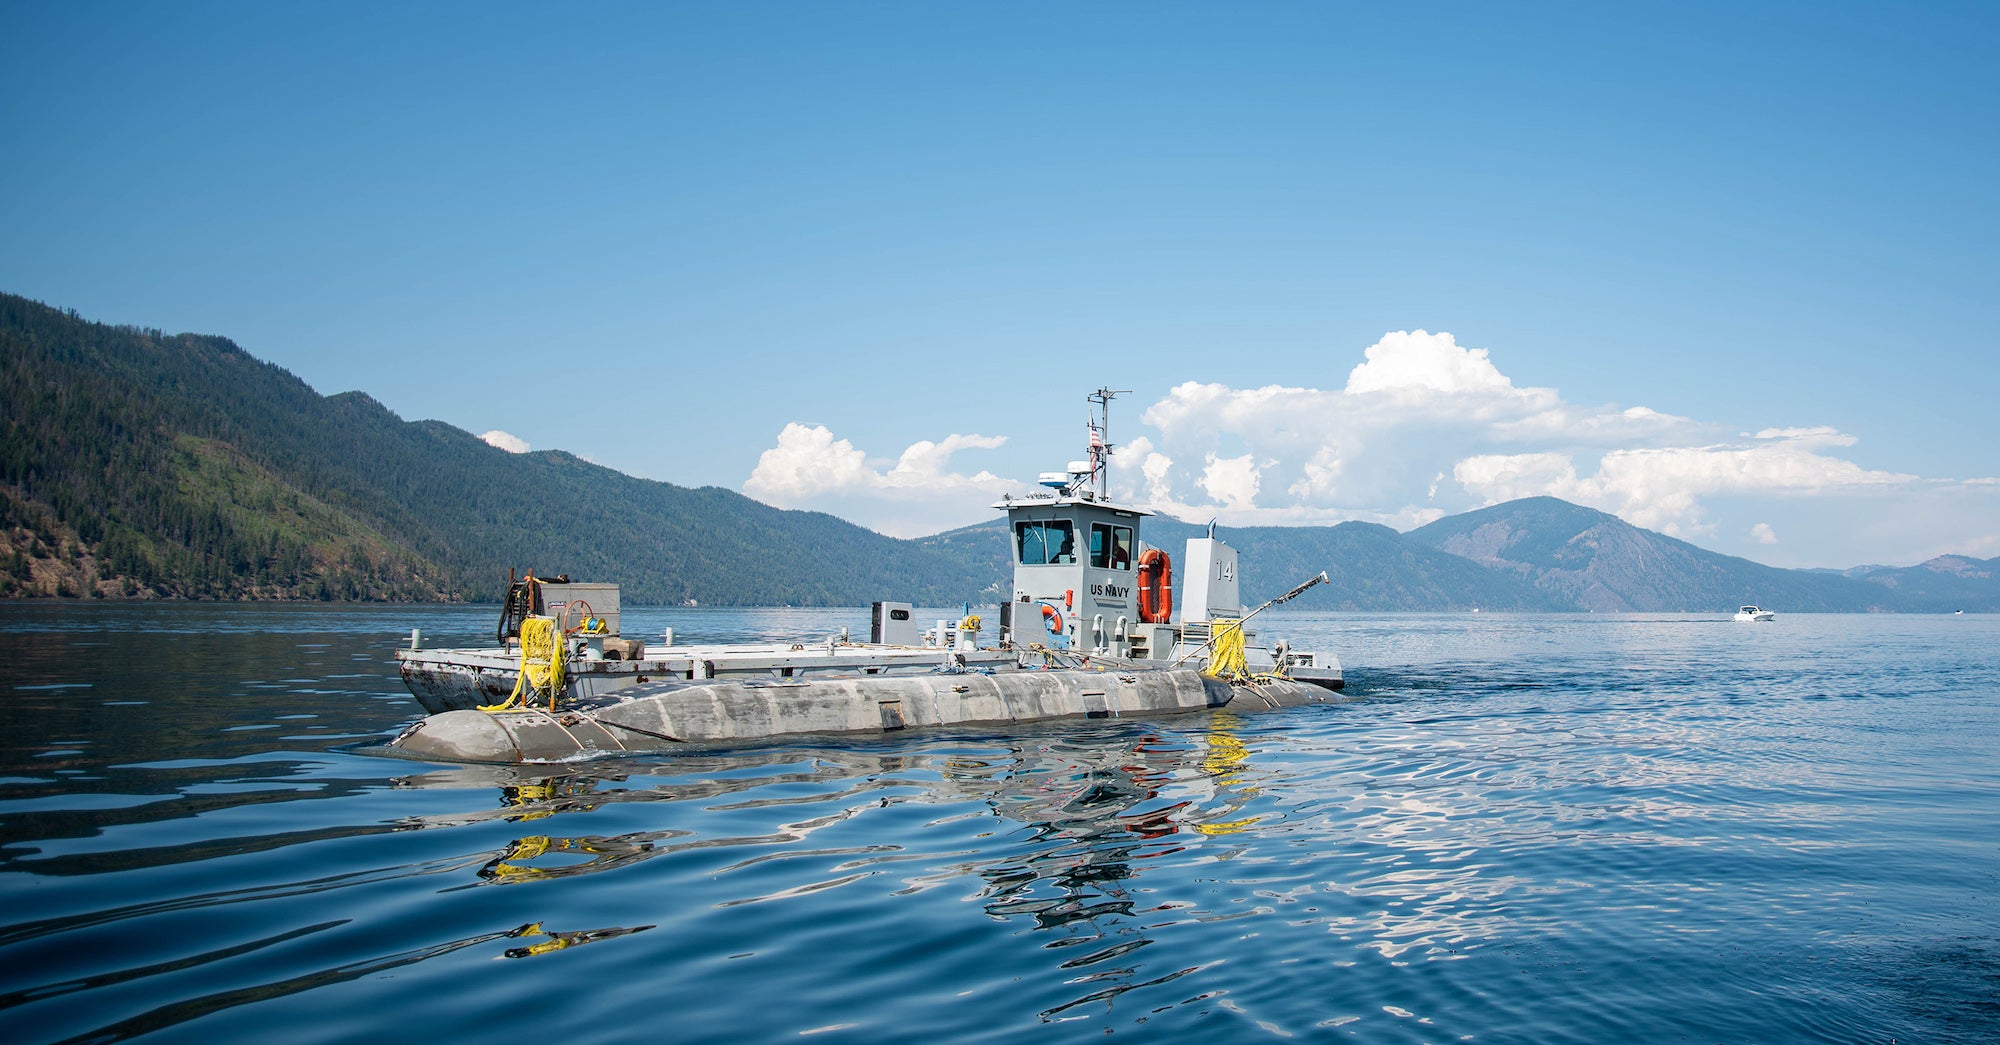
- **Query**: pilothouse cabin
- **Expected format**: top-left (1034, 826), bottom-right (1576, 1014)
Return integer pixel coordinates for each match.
top-left (996, 478), bottom-right (1148, 655)
top-left (994, 388), bottom-right (1192, 660)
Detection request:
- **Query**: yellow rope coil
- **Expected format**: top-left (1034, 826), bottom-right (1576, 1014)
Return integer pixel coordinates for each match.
top-left (1205, 618), bottom-right (1248, 681)
top-left (481, 615), bottom-right (564, 712)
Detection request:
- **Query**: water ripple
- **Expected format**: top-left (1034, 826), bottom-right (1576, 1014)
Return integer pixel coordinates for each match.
top-left (2, 607), bottom-right (1997, 1043)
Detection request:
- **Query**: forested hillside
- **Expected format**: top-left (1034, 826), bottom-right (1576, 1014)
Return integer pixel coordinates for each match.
top-left (0, 294), bottom-right (989, 603)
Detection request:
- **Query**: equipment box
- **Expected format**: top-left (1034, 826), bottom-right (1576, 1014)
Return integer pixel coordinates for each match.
top-left (538, 582), bottom-right (620, 636)
top-left (871, 601), bottom-right (919, 645)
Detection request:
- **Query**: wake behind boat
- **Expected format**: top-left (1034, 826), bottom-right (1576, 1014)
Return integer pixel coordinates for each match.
top-left (387, 390), bottom-right (1346, 763)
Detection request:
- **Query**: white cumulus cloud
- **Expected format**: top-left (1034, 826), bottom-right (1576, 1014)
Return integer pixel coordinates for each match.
top-left (1130, 331), bottom-right (1702, 529)
top-left (1344, 329), bottom-right (1520, 399)
top-left (1753, 426), bottom-right (1856, 446)
top-left (1454, 436), bottom-right (1919, 536)
top-left (743, 423), bottom-right (1010, 537)
top-left (734, 330), bottom-right (1996, 564)
top-left (742, 423), bottom-right (872, 500)
top-left (883, 434), bottom-right (1008, 490)
top-left (1122, 436), bottom-right (1178, 504)
top-left (480, 430), bottom-right (530, 454)
top-left (1200, 453), bottom-right (1263, 510)
top-left (1113, 329), bottom-right (1997, 564)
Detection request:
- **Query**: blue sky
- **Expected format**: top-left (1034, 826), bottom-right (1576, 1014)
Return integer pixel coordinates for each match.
top-left (5, 2), bottom-right (1996, 568)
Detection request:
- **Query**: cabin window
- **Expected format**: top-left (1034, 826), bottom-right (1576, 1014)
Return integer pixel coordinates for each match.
top-left (1015, 520), bottom-right (1076, 565)
top-left (1089, 524), bottom-right (1136, 570)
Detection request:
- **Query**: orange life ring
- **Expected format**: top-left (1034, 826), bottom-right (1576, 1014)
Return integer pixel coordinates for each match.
top-left (1040, 603), bottom-right (1065, 634)
top-left (1137, 549), bottom-right (1173, 624)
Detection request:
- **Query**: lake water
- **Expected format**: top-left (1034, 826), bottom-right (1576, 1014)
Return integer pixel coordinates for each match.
top-left (1, 603), bottom-right (1995, 1043)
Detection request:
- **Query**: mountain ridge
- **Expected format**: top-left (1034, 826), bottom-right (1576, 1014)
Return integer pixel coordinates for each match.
top-left (1405, 497), bottom-right (1919, 612)
top-left (5, 293), bottom-right (1994, 610)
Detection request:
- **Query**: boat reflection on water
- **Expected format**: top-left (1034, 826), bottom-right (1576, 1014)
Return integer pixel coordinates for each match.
top-left (500, 921), bottom-right (656, 960)
top-left (493, 776), bottom-right (617, 822)
top-left (949, 717), bottom-right (1268, 1020)
top-left (479, 833), bottom-right (666, 883)
top-left (393, 719), bottom-right (1266, 872)
top-left (392, 719), bottom-right (1268, 1004)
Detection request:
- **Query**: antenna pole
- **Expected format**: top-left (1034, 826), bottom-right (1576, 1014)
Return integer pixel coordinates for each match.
top-left (1087, 387), bottom-right (1130, 499)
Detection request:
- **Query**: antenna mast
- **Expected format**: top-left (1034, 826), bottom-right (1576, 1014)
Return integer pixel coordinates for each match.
top-left (1086, 387), bottom-right (1129, 499)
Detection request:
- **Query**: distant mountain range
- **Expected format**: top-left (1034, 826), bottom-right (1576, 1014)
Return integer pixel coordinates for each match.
top-left (1403, 497), bottom-right (1993, 613)
top-left (922, 505), bottom-right (1997, 613)
top-left (4, 292), bottom-right (1993, 611)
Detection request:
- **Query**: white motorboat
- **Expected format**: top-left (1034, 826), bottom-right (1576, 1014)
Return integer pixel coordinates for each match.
top-left (1734, 605), bottom-right (1776, 622)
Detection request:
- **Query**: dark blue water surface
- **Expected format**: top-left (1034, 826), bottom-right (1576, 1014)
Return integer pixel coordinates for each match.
top-left (1, 604), bottom-right (1995, 1043)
